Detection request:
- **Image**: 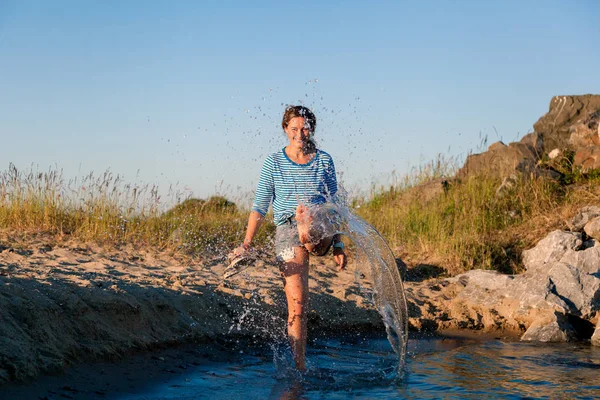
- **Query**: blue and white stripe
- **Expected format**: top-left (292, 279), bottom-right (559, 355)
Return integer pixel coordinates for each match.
top-left (252, 148), bottom-right (338, 226)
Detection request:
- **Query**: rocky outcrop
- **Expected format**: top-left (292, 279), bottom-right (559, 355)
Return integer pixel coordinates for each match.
top-left (535, 95), bottom-right (600, 172)
top-left (567, 206), bottom-right (600, 231)
top-left (457, 95), bottom-right (600, 180)
top-left (406, 207), bottom-right (600, 345)
top-left (457, 133), bottom-right (543, 179)
top-left (533, 95), bottom-right (600, 152)
top-left (585, 216), bottom-right (600, 241)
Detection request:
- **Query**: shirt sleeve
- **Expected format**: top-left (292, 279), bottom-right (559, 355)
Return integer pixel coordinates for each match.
top-left (251, 155), bottom-right (275, 216)
top-left (324, 155), bottom-right (338, 197)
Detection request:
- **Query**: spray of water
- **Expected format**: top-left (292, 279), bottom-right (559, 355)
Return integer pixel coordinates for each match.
top-left (232, 186), bottom-right (409, 380)
top-left (309, 193), bottom-right (409, 374)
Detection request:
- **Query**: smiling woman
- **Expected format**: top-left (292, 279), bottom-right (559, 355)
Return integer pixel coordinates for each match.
top-left (282, 105), bottom-right (317, 158)
top-left (225, 105), bottom-right (347, 372)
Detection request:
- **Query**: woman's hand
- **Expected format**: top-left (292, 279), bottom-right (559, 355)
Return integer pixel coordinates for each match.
top-left (229, 243), bottom-right (250, 261)
top-left (333, 248), bottom-right (347, 271)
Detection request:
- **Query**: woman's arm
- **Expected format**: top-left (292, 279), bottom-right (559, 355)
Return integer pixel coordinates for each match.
top-left (332, 234), bottom-right (347, 270)
top-left (242, 210), bottom-right (264, 249)
top-left (237, 155), bottom-right (274, 252)
top-left (324, 154), bottom-right (338, 198)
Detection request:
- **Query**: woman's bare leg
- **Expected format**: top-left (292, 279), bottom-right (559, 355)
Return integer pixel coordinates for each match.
top-left (280, 246), bottom-right (309, 371)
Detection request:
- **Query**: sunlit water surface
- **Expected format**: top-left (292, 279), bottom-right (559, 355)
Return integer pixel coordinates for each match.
top-left (122, 336), bottom-right (600, 400)
top-left (6, 334), bottom-right (598, 399)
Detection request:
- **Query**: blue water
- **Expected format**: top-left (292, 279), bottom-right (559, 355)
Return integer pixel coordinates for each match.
top-left (6, 334), bottom-right (598, 399)
top-left (124, 336), bottom-right (600, 400)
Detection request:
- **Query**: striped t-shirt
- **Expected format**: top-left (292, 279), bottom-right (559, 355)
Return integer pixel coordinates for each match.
top-left (252, 148), bottom-right (338, 226)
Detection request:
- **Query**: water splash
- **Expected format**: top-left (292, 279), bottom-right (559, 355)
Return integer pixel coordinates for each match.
top-left (308, 197), bottom-right (409, 375)
top-left (233, 193), bottom-right (409, 379)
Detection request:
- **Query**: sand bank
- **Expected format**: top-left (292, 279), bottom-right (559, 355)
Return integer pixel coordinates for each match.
top-left (0, 234), bottom-right (382, 384)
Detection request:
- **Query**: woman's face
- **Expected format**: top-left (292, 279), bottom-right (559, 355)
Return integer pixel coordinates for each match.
top-left (284, 117), bottom-right (312, 148)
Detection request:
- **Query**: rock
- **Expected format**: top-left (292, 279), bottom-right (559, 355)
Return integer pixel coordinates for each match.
top-left (457, 95), bottom-right (600, 184)
top-left (513, 272), bottom-right (564, 307)
top-left (520, 132), bottom-right (544, 155)
top-left (521, 312), bottom-right (577, 342)
top-left (451, 269), bottom-right (514, 293)
top-left (488, 141), bottom-right (508, 152)
top-left (548, 148), bottom-right (561, 159)
top-left (457, 140), bottom-right (540, 179)
top-left (574, 146), bottom-right (600, 172)
top-left (569, 112), bottom-right (600, 148)
top-left (520, 228), bottom-right (600, 318)
top-left (553, 247), bottom-right (600, 317)
top-left (567, 206), bottom-right (600, 231)
top-left (406, 215), bottom-right (600, 343)
top-left (592, 319), bottom-right (600, 346)
top-left (455, 95), bottom-right (600, 180)
top-left (533, 95), bottom-right (600, 152)
top-left (521, 230), bottom-right (582, 272)
top-left (584, 216), bottom-right (600, 240)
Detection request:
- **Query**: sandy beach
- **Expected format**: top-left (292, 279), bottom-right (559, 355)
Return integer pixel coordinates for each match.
top-left (0, 232), bottom-right (383, 385)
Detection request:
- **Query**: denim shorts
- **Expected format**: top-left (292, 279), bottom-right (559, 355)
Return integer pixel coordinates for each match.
top-left (274, 218), bottom-right (302, 262)
top-left (274, 215), bottom-right (338, 262)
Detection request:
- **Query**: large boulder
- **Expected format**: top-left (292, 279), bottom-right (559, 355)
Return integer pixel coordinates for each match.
top-left (533, 95), bottom-right (600, 152)
top-left (569, 111), bottom-right (600, 148)
top-left (567, 206), bottom-right (600, 231)
top-left (456, 95), bottom-right (600, 180)
top-left (521, 230), bottom-right (582, 272)
top-left (520, 312), bottom-right (577, 342)
top-left (584, 217), bottom-right (600, 241)
top-left (457, 136), bottom-right (542, 179)
top-left (405, 208), bottom-right (600, 344)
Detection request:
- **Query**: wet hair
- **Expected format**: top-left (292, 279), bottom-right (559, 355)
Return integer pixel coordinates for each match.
top-left (282, 105), bottom-right (317, 132)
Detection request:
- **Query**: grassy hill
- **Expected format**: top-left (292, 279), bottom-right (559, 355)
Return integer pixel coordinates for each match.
top-left (1, 157), bottom-right (598, 275)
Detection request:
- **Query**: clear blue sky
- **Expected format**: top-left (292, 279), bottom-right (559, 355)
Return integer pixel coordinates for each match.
top-left (1, 0), bottom-right (599, 205)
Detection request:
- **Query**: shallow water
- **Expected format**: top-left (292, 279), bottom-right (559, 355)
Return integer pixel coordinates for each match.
top-left (4, 334), bottom-right (599, 399)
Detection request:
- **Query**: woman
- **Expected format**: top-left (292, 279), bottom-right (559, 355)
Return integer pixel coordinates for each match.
top-left (231, 105), bottom-right (347, 371)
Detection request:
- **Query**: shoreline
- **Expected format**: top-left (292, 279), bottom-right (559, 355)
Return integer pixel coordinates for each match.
top-left (0, 330), bottom-right (520, 399)
top-left (0, 235), bottom-right (384, 385)
top-left (1, 232), bottom-right (595, 386)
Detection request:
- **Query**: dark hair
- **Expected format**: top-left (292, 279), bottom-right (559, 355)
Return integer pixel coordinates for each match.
top-left (282, 105), bottom-right (317, 132)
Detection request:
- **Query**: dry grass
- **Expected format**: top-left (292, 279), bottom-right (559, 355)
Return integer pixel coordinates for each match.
top-left (0, 163), bottom-right (273, 256)
top-left (356, 153), bottom-right (600, 275)
top-left (1, 155), bottom-right (598, 274)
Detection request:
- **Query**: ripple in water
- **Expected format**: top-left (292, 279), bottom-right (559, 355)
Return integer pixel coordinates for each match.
top-left (4, 335), bottom-right (600, 399)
